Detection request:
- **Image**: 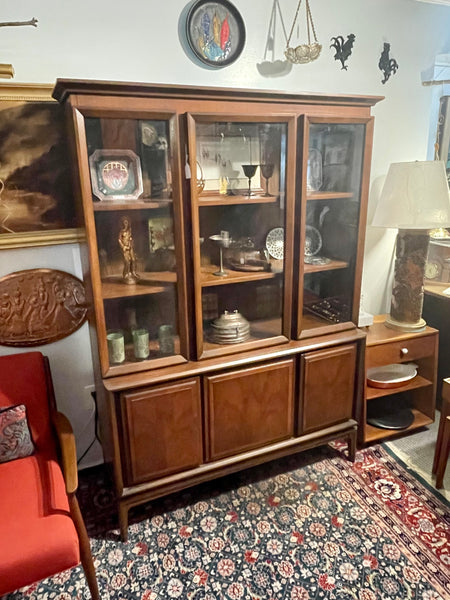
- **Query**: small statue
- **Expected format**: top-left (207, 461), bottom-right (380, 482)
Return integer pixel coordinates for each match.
top-left (330, 34), bottom-right (356, 70)
top-left (378, 42), bottom-right (399, 84)
top-left (118, 217), bottom-right (139, 284)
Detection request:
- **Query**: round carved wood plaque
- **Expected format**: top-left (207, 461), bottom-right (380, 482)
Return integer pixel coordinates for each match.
top-left (0, 268), bottom-right (88, 347)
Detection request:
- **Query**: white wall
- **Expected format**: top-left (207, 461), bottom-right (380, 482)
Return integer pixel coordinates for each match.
top-left (1, 0), bottom-right (449, 464)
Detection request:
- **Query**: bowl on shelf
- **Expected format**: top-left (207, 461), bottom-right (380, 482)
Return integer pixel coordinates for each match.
top-left (367, 363), bottom-right (418, 389)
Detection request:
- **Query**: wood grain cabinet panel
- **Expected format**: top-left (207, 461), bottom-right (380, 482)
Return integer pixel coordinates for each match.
top-left (299, 344), bottom-right (356, 434)
top-left (121, 378), bottom-right (203, 485)
top-left (205, 359), bottom-right (295, 461)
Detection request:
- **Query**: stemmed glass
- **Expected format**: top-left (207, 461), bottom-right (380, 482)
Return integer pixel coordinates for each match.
top-left (209, 231), bottom-right (230, 277)
top-left (260, 163), bottom-right (274, 196)
top-left (242, 164), bottom-right (258, 197)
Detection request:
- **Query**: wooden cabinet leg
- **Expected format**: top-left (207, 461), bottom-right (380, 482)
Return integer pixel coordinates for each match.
top-left (435, 416), bottom-right (450, 488)
top-left (347, 428), bottom-right (357, 462)
top-left (119, 503), bottom-right (129, 543)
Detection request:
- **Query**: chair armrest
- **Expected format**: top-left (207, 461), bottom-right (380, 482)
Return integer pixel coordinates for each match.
top-left (52, 411), bottom-right (78, 495)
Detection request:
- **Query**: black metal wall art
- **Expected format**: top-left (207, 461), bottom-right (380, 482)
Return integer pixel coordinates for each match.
top-left (330, 34), bottom-right (356, 70)
top-left (378, 42), bottom-right (399, 84)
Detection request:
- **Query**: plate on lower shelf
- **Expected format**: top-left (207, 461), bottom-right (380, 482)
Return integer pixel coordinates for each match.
top-left (367, 363), bottom-right (418, 388)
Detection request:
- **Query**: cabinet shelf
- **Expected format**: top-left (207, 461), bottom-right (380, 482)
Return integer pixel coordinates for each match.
top-left (200, 265), bottom-right (278, 287)
top-left (203, 317), bottom-right (283, 351)
top-left (307, 191), bottom-right (353, 201)
top-left (304, 259), bottom-right (348, 273)
top-left (198, 193), bottom-right (278, 206)
top-left (93, 198), bottom-right (172, 211)
top-left (366, 375), bottom-right (432, 400)
top-left (102, 273), bottom-right (176, 299)
top-left (364, 408), bottom-right (433, 442)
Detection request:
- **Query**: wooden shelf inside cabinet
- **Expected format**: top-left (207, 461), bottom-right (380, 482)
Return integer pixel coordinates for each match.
top-left (197, 194), bottom-right (278, 206)
top-left (93, 199), bottom-right (172, 211)
top-left (200, 265), bottom-right (278, 287)
top-left (102, 273), bottom-right (176, 299)
top-left (366, 375), bottom-right (433, 400)
top-left (307, 192), bottom-right (353, 201)
top-left (364, 409), bottom-right (434, 443)
top-left (203, 317), bottom-right (283, 352)
top-left (304, 259), bottom-right (348, 274)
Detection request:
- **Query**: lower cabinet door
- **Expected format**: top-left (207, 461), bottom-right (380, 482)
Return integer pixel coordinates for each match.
top-left (299, 344), bottom-right (356, 434)
top-left (204, 358), bottom-right (295, 461)
top-left (121, 377), bottom-right (203, 485)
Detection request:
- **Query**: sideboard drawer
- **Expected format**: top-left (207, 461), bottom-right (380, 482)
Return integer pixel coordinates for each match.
top-left (366, 334), bottom-right (437, 368)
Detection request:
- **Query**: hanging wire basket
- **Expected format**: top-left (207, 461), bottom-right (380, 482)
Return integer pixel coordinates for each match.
top-left (285, 0), bottom-right (322, 64)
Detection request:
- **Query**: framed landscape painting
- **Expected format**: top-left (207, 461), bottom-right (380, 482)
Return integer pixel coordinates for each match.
top-left (0, 83), bottom-right (83, 249)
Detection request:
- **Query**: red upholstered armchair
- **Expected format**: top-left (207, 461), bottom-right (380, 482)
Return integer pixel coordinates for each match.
top-left (0, 352), bottom-right (99, 599)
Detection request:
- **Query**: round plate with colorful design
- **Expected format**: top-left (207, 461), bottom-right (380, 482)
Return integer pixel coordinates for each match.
top-left (186, 0), bottom-right (246, 68)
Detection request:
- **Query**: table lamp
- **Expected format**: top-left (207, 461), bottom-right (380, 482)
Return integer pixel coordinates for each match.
top-left (372, 160), bottom-right (450, 332)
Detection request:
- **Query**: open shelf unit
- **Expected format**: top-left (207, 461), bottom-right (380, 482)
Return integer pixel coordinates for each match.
top-left (361, 315), bottom-right (438, 445)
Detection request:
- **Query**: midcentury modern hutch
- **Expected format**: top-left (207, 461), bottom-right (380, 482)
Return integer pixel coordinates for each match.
top-left (53, 80), bottom-right (382, 540)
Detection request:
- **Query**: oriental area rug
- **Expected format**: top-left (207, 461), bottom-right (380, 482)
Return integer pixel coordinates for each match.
top-left (4, 444), bottom-right (450, 600)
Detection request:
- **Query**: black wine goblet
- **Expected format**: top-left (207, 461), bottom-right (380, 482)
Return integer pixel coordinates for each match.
top-left (260, 163), bottom-right (274, 196)
top-left (242, 164), bottom-right (258, 197)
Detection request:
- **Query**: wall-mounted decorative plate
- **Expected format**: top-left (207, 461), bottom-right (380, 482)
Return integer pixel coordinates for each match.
top-left (186, 0), bottom-right (246, 68)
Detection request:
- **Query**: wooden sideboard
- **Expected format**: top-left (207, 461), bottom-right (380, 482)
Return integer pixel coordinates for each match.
top-left (360, 315), bottom-right (438, 445)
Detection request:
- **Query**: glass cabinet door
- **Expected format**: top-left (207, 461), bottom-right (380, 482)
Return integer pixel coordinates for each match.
top-left (298, 117), bottom-right (373, 337)
top-left (187, 114), bottom-right (295, 359)
top-left (79, 112), bottom-right (188, 376)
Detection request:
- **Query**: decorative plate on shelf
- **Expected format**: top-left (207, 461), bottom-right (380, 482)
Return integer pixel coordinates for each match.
top-left (367, 363), bottom-right (418, 389)
top-left (304, 225), bottom-right (322, 257)
top-left (186, 0), bottom-right (246, 68)
top-left (89, 149), bottom-right (143, 201)
top-left (265, 227), bottom-right (284, 260)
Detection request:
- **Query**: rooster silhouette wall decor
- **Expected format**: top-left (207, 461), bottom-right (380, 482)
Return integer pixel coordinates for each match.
top-left (378, 42), bottom-right (399, 84)
top-left (330, 33), bottom-right (356, 70)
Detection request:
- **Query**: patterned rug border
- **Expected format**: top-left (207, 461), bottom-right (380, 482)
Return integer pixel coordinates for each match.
top-left (381, 442), bottom-right (449, 506)
top-left (326, 445), bottom-right (450, 597)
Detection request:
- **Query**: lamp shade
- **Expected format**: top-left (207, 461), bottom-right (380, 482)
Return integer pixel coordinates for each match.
top-left (372, 160), bottom-right (450, 229)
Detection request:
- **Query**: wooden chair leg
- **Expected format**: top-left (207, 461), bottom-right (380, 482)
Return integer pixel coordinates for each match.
top-left (433, 381), bottom-right (450, 474)
top-left (69, 495), bottom-right (100, 600)
top-left (435, 416), bottom-right (450, 489)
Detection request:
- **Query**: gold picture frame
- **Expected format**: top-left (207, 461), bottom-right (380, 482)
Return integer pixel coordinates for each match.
top-left (0, 83), bottom-right (84, 249)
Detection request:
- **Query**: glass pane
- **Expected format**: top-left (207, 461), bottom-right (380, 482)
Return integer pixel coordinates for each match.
top-left (194, 120), bottom-right (288, 351)
top-left (85, 117), bottom-right (181, 368)
top-left (302, 122), bottom-right (366, 332)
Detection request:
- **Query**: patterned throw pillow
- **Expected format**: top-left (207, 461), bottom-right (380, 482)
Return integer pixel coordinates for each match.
top-left (0, 404), bottom-right (35, 464)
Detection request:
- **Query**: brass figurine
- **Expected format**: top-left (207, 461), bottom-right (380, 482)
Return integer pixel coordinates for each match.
top-left (118, 217), bottom-right (139, 284)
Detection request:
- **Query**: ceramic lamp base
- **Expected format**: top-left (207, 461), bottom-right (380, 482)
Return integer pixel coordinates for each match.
top-left (387, 229), bottom-right (429, 332)
top-left (384, 315), bottom-right (426, 333)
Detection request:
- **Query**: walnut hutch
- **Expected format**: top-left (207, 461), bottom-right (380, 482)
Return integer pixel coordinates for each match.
top-left (53, 80), bottom-right (383, 540)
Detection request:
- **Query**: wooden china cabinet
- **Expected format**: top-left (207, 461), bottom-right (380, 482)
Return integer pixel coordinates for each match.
top-left (54, 80), bottom-right (382, 540)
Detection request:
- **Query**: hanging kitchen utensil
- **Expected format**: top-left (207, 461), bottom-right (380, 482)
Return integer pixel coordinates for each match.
top-left (285, 0), bottom-right (321, 65)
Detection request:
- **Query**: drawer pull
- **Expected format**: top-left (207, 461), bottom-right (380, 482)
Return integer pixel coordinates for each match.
top-left (400, 347), bottom-right (409, 357)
